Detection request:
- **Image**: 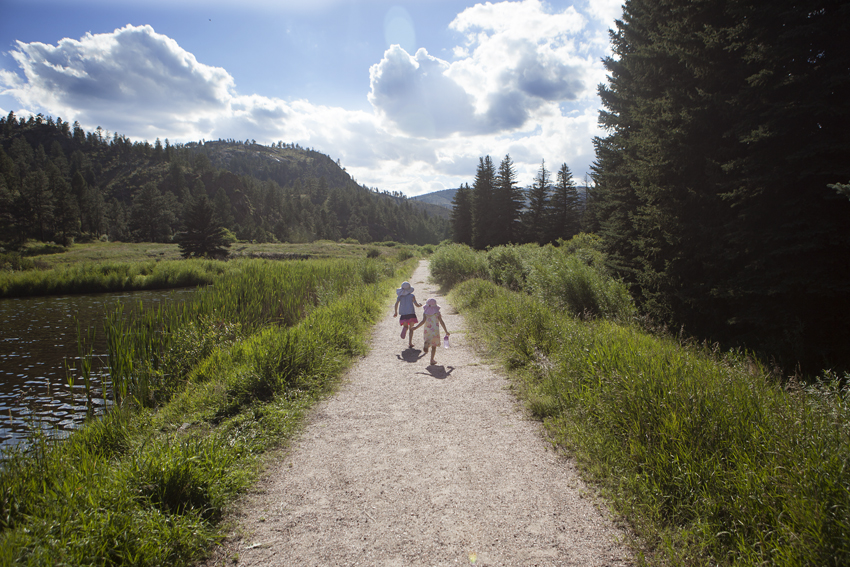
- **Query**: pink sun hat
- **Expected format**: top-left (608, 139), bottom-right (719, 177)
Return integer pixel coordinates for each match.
top-left (423, 298), bottom-right (440, 315)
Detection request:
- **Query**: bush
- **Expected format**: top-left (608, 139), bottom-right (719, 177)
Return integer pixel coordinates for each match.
top-left (486, 244), bottom-right (533, 290)
top-left (366, 247), bottom-right (382, 259)
top-left (428, 243), bottom-right (488, 289)
top-left (395, 247), bottom-right (415, 261)
top-left (0, 252), bottom-right (35, 271)
top-left (525, 248), bottom-right (635, 320)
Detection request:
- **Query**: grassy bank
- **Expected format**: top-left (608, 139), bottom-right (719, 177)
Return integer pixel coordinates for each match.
top-left (432, 241), bottom-right (849, 566)
top-left (0, 256), bottom-right (416, 565)
top-left (0, 240), bottom-right (426, 298)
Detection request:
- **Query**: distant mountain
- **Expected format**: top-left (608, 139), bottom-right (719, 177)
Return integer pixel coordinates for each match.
top-left (411, 188), bottom-right (458, 210)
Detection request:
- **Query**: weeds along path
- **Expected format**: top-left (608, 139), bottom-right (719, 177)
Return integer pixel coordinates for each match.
top-left (203, 260), bottom-right (633, 566)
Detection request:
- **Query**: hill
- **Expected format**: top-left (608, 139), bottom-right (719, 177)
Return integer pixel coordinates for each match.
top-left (0, 112), bottom-right (449, 247)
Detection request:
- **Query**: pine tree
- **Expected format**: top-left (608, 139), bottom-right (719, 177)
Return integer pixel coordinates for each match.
top-left (547, 163), bottom-right (581, 242)
top-left (522, 160), bottom-right (550, 244)
top-left (471, 156), bottom-right (496, 249)
top-left (176, 194), bottom-right (231, 258)
top-left (450, 183), bottom-right (473, 245)
top-left (494, 155), bottom-right (523, 245)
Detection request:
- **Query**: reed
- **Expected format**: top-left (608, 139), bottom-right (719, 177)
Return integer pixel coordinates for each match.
top-left (450, 278), bottom-right (850, 566)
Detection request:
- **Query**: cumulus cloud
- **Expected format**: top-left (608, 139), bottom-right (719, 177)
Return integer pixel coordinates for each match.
top-left (368, 0), bottom-right (600, 142)
top-left (5, 25), bottom-right (232, 131)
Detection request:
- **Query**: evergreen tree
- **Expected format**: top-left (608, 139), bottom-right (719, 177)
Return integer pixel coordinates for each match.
top-left (522, 160), bottom-right (550, 244)
top-left (450, 183), bottom-right (473, 245)
top-left (471, 156), bottom-right (496, 249)
top-left (22, 171), bottom-right (54, 242)
top-left (547, 163), bottom-right (581, 242)
top-left (130, 182), bottom-right (175, 242)
top-left (494, 155), bottom-right (524, 245)
top-left (176, 194), bottom-right (231, 258)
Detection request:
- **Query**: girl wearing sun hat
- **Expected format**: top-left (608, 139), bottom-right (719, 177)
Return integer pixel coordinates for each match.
top-left (393, 281), bottom-right (421, 348)
top-left (412, 298), bottom-right (450, 365)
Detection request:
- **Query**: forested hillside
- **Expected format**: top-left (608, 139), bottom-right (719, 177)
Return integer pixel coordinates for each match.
top-left (0, 113), bottom-right (449, 247)
top-left (588, 0), bottom-right (850, 372)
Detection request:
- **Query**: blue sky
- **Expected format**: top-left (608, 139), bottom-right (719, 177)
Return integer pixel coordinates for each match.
top-left (0, 0), bottom-right (623, 196)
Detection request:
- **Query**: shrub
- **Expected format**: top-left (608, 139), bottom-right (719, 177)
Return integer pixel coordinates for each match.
top-left (395, 247), bottom-right (415, 261)
top-left (428, 243), bottom-right (488, 289)
top-left (525, 247), bottom-right (635, 320)
top-left (486, 244), bottom-right (533, 290)
top-left (366, 247), bottom-right (382, 259)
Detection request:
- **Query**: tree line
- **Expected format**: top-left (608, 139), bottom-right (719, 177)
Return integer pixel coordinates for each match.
top-left (0, 113), bottom-right (449, 249)
top-left (586, 0), bottom-right (850, 373)
top-left (450, 155), bottom-right (587, 249)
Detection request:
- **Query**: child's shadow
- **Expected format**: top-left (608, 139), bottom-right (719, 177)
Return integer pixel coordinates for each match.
top-left (417, 365), bottom-right (455, 380)
top-left (397, 347), bottom-right (426, 363)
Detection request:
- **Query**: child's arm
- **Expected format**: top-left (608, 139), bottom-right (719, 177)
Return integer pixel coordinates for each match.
top-left (411, 320), bottom-right (425, 331)
top-left (393, 297), bottom-right (400, 316)
top-left (438, 314), bottom-right (449, 335)
top-left (413, 296), bottom-right (422, 307)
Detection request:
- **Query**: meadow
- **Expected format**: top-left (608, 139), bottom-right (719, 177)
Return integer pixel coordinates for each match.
top-left (0, 240), bottom-right (424, 298)
top-left (430, 240), bottom-right (849, 566)
top-left (0, 251), bottom-right (417, 566)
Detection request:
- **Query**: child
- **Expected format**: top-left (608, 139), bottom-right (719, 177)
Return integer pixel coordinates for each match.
top-left (393, 281), bottom-right (421, 348)
top-left (412, 298), bottom-right (450, 365)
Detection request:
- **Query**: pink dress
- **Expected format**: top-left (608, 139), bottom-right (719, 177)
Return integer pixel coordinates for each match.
top-left (421, 312), bottom-right (441, 349)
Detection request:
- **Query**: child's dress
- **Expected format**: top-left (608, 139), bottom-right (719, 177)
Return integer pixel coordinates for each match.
top-left (421, 312), bottom-right (441, 349)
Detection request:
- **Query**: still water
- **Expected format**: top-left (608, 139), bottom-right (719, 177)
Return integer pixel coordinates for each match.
top-left (0, 288), bottom-right (194, 449)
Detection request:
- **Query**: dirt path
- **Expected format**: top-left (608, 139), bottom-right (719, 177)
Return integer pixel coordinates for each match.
top-left (203, 260), bottom-right (633, 566)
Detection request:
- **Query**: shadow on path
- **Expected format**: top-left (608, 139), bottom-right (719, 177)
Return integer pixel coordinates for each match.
top-left (397, 348), bottom-right (426, 363)
top-left (416, 365), bottom-right (454, 380)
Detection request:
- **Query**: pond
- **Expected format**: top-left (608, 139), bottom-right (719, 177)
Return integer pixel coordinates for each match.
top-left (0, 288), bottom-right (194, 449)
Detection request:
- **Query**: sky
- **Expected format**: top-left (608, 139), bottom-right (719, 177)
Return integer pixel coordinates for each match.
top-left (0, 0), bottom-right (624, 197)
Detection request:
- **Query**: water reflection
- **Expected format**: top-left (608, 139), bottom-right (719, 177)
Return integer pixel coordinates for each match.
top-left (0, 288), bottom-right (193, 448)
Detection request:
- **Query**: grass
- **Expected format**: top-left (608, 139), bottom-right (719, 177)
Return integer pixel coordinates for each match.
top-left (0, 240), bottom-right (428, 298)
top-left (0, 254), bottom-right (418, 566)
top-left (433, 239), bottom-right (849, 567)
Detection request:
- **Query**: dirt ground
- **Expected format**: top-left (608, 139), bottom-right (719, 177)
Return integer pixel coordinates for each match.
top-left (200, 260), bottom-right (634, 566)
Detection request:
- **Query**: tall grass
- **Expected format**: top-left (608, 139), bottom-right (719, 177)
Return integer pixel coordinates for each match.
top-left (0, 259), bottom-right (231, 298)
top-left (450, 277), bottom-right (850, 566)
top-left (0, 255), bottom-right (415, 566)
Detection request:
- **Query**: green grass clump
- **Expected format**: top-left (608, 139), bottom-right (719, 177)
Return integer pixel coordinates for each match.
top-left (0, 255), bottom-right (417, 565)
top-left (0, 259), bottom-right (231, 298)
top-left (428, 243), bottom-right (488, 289)
top-left (450, 278), bottom-right (850, 566)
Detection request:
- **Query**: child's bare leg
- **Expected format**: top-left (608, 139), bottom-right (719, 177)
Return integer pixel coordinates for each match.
top-left (429, 345), bottom-right (437, 365)
top-left (408, 324), bottom-right (415, 347)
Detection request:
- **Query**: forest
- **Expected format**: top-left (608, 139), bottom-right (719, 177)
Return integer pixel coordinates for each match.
top-left (0, 114), bottom-right (450, 249)
top-left (452, 0), bottom-right (850, 375)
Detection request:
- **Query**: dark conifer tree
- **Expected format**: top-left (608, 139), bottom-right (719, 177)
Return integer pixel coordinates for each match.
top-left (450, 183), bottom-right (473, 245)
top-left (494, 154), bottom-right (523, 245)
top-left (522, 160), bottom-right (550, 244)
top-left (176, 194), bottom-right (231, 258)
top-left (471, 156), bottom-right (496, 249)
top-left (547, 163), bottom-right (581, 242)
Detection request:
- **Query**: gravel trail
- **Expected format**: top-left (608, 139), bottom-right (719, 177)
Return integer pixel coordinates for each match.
top-left (202, 260), bottom-right (633, 566)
